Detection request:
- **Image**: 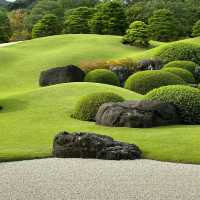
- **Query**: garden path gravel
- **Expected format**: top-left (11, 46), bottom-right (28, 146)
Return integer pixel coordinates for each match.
top-left (0, 158), bottom-right (199, 200)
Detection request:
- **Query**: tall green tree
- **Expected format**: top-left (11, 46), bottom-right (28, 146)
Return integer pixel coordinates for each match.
top-left (148, 9), bottom-right (177, 41)
top-left (64, 7), bottom-right (94, 34)
top-left (32, 14), bottom-right (61, 38)
top-left (192, 20), bottom-right (200, 37)
top-left (122, 21), bottom-right (149, 47)
top-left (25, 0), bottom-right (64, 31)
top-left (0, 9), bottom-right (12, 43)
top-left (89, 1), bottom-right (127, 35)
top-left (58, 0), bottom-right (99, 9)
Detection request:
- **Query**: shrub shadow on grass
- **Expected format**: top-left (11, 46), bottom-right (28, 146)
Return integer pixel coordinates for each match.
top-left (0, 98), bottom-right (29, 113)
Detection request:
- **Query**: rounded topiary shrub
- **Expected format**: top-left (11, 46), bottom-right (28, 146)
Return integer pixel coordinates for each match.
top-left (162, 67), bottom-right (195, 84)
top-left (156, 42), bottom-right (200, 65)
top-left (124, 70), bottom-right (185, 94)
top-left (72, 92), bottom-right (124, 121)
top-left (162, 60), bottom-right (198, 76)
top-left (144, 85), bottom-right (200, 124)
top-left (84, 69), bottom-right (120, 86)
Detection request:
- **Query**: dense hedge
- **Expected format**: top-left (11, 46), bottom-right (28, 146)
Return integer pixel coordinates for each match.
top-left (124, 70), bottom-right (185, 94)
top-left (72, 92), bottom-right (124, 121)
top-left (84, 69), bottom-right (120, 86)
top-left (162, 67), bottom-right (195, 83)
top-left (156, 42), bottom-right (200, 65)
top-left (145, 85), bottom-right (200, 124)
top-left (162, 60), bottom-right (198, 75)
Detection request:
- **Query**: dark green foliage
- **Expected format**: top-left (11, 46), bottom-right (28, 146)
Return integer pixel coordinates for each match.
top-left (125, 70), bottom-right (185, 94)
top-left (192, 20), bottom-right (200, 37)
top-left (89, 1), bottom-right (127, 35)
top-left (84, 69), bottom-right (120, 86)
top-left (0, 9), bottom-right (12, 43)
top-left (148, 9), bottom-right (177, 41)
top-left (58, 0), bottom-right (99, 9)
top-left (25, 0), bottom-right (64, 30)
top-left (145, 85), bottom-right (200, 124)
top-left (32, 14), bottom-right (61, 38)
top-left (163, 60), bottom-right (198, 76)
top-left (162, 67), bottom-right (195, 84)
top-left (122, 21), bottom-right (149, 47)
top-left (156, 42), bottom-right (200, 65)
top-left (72, 92), bottom-right (124, 121)
top-left (64, 7), bottom-right (94, 34)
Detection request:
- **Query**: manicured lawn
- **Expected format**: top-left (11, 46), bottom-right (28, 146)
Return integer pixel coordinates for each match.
top-left (0, 34), bottom-right (145, 97)
top-left (0, 34), bottom-right (200, 164)
top-left (0, 82), bottom-right (200, 164)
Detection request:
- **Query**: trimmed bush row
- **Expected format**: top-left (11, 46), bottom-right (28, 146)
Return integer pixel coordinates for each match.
top-left (124, 70), bottom-right (185, 94)
top-left (84, 69), bottom-right (120, 86)
top-left (162, 67), bottom-right (195, 84)
top-left (162, 60), bottom-right (198, 75)
top-left (72, 92), bottom-right (124, 121)
top-left (156, 42), bottom-right (200, 65)
top-left (144, 85), bottom-right (200, 124)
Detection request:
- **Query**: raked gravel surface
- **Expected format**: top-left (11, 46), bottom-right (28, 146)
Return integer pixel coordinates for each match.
top-left (0, 158), bottom-right (199, 200)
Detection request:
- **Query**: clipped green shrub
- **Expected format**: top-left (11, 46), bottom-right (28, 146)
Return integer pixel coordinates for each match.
top-left (124, 70), bottom-right (185, 94)
top-left (72, 92), bottom-right (124, 121)
top-left (84, 69), bottom-right (120, 86)
top-left (162, 60), bottom-right (198, 75)
top-left (122, 21), bottom-right (150, 47)
top-left (162, 67), bottom-right (195, 84)
top-left (156, 42), bottom-right (200, 65)
top-left (144, 85), bottom-right (200, 124)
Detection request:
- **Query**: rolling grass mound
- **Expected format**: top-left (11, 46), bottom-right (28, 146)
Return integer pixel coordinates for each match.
top-left (1, 34), bottom-right (200, 163)
top-left (0, 82), bottom-right (200, 164)
top-left (0, 34), bottom-right (145, 96)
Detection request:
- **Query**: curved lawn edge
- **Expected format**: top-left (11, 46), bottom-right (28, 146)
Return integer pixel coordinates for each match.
top-left (0, 82), bottom-right (200, 164)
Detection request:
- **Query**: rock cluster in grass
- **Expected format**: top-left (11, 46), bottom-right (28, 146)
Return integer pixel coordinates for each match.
top-left (39, 65), bottom-right (85, 86)
top-left (53, 131), bottom-right (142, 160)
top-left (95, 100), bottom-right (179, 128)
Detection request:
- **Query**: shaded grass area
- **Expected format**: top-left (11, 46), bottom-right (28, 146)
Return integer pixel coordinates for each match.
top-left (0, 82), bottom-right (200, 164)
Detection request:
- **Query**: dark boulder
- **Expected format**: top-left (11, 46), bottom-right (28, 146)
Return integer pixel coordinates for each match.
top-left (95, 100), bottom-right (179, 128)
top-left (111, 66), bottom-right (133, 86)
top-left (39, 65), bottom-right (85, 87)
top-left (53, 131), bottom-right (142, 160)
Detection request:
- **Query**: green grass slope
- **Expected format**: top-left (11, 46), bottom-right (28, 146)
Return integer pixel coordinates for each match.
top-left (0, 82), bottom-right (200, 164)
top-left (0, 34), bottom-right (145, 97)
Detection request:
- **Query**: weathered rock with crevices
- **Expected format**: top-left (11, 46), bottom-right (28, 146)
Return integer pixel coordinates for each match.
top-left (95, 100), bottom-right (179, 128)
top-left (53, 131), bottom-right (142, 160)
top-left (39, 65), bottom-right (85, 86)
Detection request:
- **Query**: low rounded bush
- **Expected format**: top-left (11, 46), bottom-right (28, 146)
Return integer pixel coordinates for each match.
top-left (72, 92), bottom-right (124, 121)
top-left (162, 60), bottom-right (198, 75)
top-left (162, 67), bottom-right (195, 83)
top-left (124, 70), bottom-right (185, 94)
top-left (156, 42), bottom-right (200, 65)
top-left (144, 85), bottom-right (200, 124)
top-left (84, 69), bottom-right (120, 86)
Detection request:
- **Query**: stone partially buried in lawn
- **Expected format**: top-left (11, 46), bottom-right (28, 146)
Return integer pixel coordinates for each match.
top-left (53, 131), bottom-right (142, 160)
top-left (39, 65), bottom-right (85, 86)
top-left (95, 100), bottom-right (179, 128)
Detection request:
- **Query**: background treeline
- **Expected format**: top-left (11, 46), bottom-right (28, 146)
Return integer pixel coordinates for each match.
top-left (0, 0), bottom-right (200, 43)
